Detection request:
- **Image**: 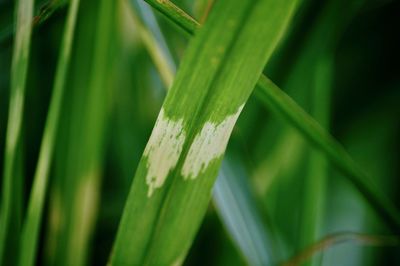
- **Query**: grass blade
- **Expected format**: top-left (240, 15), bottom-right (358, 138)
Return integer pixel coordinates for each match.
top-left (299, 53), bottom-right (333, 265)
top-left (0, 0), bottom-right (34, 264)
top-left (130, 4), bottom-right (274, 264)
top-left (17, 0), bottom-right (80, 265)
top-left (144, 0), bottom-right (199, 36)
top-left (131, 0), bottom-right (176, 73)
top-left (283, 232), bottom-right (399, 266)
top-left (60, 1), bottom-right (115, 265)
top-left (43, 0), bottom-right (116, 264)
top-left (129, 0), bottom-right (175, 88)
top-left (144, 0), bottom-right (400, 232)
top-left (255, 76), bottom-right (400, 232)
top-left (110, 0), bottom-right (297, 265)
top-left (213, 158), bottom-right (273, 265)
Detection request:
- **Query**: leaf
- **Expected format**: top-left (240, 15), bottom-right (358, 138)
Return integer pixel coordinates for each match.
top-left (299, 53), bottom-right (333, 266)
top-left (130, 4), bottom-right (276, 264)
top-left (17, 0), bottom-right (81, 265)
top-left (44, 0), bottom-right (117, 265)
top-left (129, 0), bottom-right (175, 87)
top-left (109, 0), bottom-right (298, 265)
top-left (144, 0), bottom-right (400, 233)
top-left (0, 0), bottom-right (35, 264)
top-left (213, 158), bottom-right (274, 265)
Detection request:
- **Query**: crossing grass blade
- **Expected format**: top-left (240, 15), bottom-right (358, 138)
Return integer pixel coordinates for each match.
top-left (110, 0), bottom-right (298, 265)
top-left (144, 0), bottom-right (400, 233)
top-left (0, 0), bottom-right (34, 264)
top-left (255, 76), bottom-right (400, 232)
top-left (18, 0), bottom-right (80, 265)
top-left (144, 0), bottom-right (199, 36)
top-left (213, 158), bottom-right (274, 265)
top-left (283, 232), bottom-right (399, 266)
top-left (129, 0), bottom-right (175, 88)
top-left (131, 0), bottom-right (177, 75)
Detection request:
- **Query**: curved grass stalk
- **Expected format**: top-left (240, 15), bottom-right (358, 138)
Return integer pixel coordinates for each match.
top-left (0, 0), bottom-right (34, 264)
top-left (144, 0), bottom-right (400, 233)
top-left (255, 76), bottom-right (400, 233)
top-left (17, 0), bottom-right (80, 265)
top-left (282, 232), bottom-right (399, 266)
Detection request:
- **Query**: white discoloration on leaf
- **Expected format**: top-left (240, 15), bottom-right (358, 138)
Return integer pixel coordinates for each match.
top-left (181, 104), bottom-right (244, 179)
top-left (144, 108), bottom-right (186, 197)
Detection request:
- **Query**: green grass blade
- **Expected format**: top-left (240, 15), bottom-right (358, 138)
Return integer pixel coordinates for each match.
top-left (299, 53), bottom-right (333, 265)
top-left (131, 0), bottom-right (176, 73)
top-left (213, 159), bottom-right (273, 265)
top-left (110, 0), bottom-right (297, 265)
top-left (144, 0), bottom-right (400, 232)
top-left (129, 0), bottom-right (175, 88)
top-left (131, 5), bottom-right (274, 264)
top-left (144, 0), bottom-right (199, 36)
top-left (58, 1), bottom-right (115, 265)
top-left (17, 0), bottom-right (80, 265)
top-left (43, 0), bottom-right (116, 264)
top-left (0, 0), bottom-right (34, 264)
top-left (254, 76), bottom-right (400, 232)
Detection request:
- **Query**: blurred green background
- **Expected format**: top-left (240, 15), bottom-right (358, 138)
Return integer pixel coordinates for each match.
top-left (0, 0), bottom-right (399, 265)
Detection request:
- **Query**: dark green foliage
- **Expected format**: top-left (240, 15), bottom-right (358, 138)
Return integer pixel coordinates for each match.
top-left (0, 0), bottom-right (399, 265)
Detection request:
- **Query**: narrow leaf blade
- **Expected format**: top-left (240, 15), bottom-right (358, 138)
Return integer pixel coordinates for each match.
top-left (110, 0), bottom-right (297, 264)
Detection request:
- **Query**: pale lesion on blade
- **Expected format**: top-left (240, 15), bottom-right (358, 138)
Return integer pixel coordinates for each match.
top-left (181, 104), bottom-right (244, 179)
top-left (144, 108), bottom-right (186, 197)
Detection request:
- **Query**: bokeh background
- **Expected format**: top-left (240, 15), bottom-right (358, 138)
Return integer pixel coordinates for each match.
top-left (0, 0), bottom-right (399, 265)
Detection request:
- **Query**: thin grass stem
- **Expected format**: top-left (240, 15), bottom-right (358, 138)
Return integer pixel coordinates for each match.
top-left (18, 0), bottom-right (80, 265)
top-left (0, 0), bottom-right (35, 263)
